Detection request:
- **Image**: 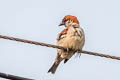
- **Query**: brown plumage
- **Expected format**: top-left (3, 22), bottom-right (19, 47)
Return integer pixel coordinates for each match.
top-left (57, 28), bottom-right (68, 41)
top-left (48, 15), bottom-right (85, 74)
top-left (63, 15), bottom-right (79, 24)
top-left (48, 54), bottom-right (62, 74)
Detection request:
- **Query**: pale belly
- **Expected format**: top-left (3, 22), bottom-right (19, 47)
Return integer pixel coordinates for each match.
top-left (57, 35), bottom-right (85, 50)
top-left (57, 35), bottom-right (85, 59)
top-left (56, 26), bottom-right (85, 59)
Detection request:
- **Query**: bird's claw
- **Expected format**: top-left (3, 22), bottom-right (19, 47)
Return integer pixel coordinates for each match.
top-left (66, 48), bottom-right (72, 52)
top-left (77, 49), bottom-right (82, 53)
top-left (66, 48), bottom-right (70, 52)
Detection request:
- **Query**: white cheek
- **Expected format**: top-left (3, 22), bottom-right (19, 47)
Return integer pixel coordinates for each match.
top-left (65, 22), bottom-right (68, 27)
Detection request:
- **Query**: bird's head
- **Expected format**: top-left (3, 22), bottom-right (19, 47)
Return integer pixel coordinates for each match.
top-left (59, 15), bottom-right (79, 27)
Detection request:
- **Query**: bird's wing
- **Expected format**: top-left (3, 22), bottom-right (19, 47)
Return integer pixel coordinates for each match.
top-left (56, 28), bottom-right (68, 41)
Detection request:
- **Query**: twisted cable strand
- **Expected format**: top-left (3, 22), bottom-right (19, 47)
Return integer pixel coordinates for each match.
top-left (0, 72), bottom-right (33, 80)
top-left (0, 34), bottom-right (120, 60)
top-left (82, 50), bottom-right (120, 60)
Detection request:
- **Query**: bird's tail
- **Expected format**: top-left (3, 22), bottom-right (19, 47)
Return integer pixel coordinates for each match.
top-left (48, 61), bottom-right (61, 74)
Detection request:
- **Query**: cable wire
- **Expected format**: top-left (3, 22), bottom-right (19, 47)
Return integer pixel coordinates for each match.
top-left (0, 34), bottom-right (120, 60)
top-left (0, 72), bottom-right (33, 80)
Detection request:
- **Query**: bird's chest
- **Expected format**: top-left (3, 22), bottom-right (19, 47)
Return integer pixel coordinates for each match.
top-left (67, 27), bottom-right (81, 38)
top-left (57, 27), bottom-right (84, 49)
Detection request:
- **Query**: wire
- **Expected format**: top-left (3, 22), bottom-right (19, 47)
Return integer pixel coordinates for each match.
top-left (0, 34), bottom-right (120, 60)
top-left (0, 72), bottom-right (33, 80)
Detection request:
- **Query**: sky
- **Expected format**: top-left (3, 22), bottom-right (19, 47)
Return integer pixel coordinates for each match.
top-left (0, 0), bottom-right (120, 80)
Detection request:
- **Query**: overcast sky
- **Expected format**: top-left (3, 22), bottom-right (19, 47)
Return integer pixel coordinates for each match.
top-left (0, 0), bottom-right (120, 80)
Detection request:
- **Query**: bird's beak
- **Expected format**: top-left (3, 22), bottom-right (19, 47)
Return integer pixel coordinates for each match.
top-left (59, 21), bottom-right (65, 26)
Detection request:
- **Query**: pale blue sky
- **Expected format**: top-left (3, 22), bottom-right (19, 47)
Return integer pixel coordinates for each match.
top-left (0, 0), bottom-right (120, 80)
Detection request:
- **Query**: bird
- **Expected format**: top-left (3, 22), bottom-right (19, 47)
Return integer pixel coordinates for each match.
top-left (48, 15), bottom-right (85, 74)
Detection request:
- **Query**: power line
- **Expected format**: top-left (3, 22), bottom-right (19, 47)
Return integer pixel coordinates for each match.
top-left (0, 72), bottom-right (33, 80)
top-left (0, 34), bottom-right (120, 60)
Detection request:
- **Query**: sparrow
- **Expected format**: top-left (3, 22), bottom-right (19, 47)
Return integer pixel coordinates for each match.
top-left (48, 15), bottom-right (85, 74)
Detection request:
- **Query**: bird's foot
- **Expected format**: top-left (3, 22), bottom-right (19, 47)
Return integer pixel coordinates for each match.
top-left (77, 49), bottom-right (82, 53)
top-left (66, 48), bottom-right (72, 52)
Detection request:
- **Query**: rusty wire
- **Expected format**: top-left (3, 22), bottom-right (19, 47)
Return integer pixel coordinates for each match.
top-left (0, 34), bottom-right (120, 60)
